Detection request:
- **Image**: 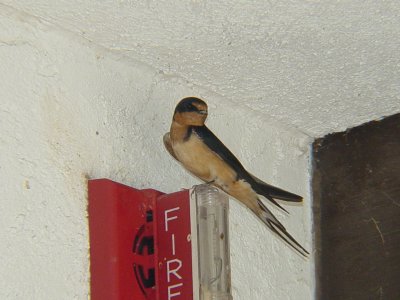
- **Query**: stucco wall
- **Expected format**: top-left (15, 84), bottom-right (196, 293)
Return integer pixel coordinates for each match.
top-left (0, 5), bottom-right (312, 300)
top-left (2, 1), bottom-right (399, 137)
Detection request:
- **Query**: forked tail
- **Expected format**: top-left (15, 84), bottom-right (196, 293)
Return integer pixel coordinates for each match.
top-left (257, 199), bottom-right (309, 257)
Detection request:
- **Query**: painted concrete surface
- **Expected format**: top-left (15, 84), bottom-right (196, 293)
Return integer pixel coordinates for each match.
top-left (0, 5), bottom-right (312, 300)
top-left (1, 1), bottom-right (400, 137)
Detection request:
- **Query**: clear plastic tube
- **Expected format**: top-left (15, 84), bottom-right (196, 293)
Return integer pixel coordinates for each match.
top-left (194, 184), bottom-right (232, 300)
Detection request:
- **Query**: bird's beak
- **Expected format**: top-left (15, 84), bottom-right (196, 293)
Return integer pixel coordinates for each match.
top-left (198, 110), bottom-right (208, 115)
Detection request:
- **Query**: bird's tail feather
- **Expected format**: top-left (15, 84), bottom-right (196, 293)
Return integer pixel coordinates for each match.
top-left (263, 194), bottom-right (289, 214)
top-left (257, 199), bottom-right (309, 257)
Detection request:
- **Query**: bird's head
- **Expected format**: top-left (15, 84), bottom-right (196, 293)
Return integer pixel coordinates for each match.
top-left (173, 97), bottom-right (208, 126)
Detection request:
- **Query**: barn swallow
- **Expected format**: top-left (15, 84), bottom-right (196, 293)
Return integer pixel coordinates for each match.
top-left (163, 97), bottom-right (308, 256)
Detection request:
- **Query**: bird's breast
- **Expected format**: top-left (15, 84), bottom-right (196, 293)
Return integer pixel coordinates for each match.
top-left (172, 135), bottom-right (236, 183)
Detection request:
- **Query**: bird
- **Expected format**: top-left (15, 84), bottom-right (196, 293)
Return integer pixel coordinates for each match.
top-left (163, 97), bottom-right (308, 256)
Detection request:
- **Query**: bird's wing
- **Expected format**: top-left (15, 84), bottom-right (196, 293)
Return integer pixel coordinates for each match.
top-left (193, 126), bottom-right (300, 212)
top-left (192, 126), bottom-right (251, 180)
top-left (163, 132), bottom-right (179, 161)
top-left (250, 174), bottom-right (303, 202)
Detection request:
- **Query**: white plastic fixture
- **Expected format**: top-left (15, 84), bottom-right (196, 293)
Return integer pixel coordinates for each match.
top-left (193, 184), bottom-right (232, 300)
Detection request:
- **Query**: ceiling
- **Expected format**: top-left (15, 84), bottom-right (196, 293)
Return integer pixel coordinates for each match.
top-left (3, 0), bottom-right (400, 137)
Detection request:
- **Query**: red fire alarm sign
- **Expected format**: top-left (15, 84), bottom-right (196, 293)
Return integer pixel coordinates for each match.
top-left (88, 179), bottom-right (232, 300)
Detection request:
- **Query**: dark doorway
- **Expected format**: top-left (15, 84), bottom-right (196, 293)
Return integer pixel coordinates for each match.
top-left (313, 113), bottom-right (400, 300)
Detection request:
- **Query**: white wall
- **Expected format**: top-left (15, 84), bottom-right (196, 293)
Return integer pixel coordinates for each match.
top-left (2, 1), bottom-right (400, 137)
top-left (0, 5), bottom-right (313, 300)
